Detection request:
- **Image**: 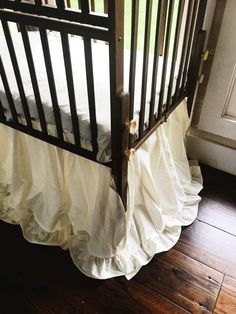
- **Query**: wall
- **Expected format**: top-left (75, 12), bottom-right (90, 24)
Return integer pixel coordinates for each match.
top-left (187, 0), bottom-right (236, 174)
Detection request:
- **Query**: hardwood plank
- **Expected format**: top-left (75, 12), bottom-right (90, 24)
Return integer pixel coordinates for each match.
top-left (1, 165), bottom-right (236, 313)
top-left (58, 279), bottom-right (189, 314)
top-left (0, 262), bottom-right (188, 314)
top-left (135, 249), bottom-right (223, 313)
top-left (12, 277), bottom-right (188, 314)
top-left (0, 221), bottom-right (186, 314)
top-left (198, 196), bottom-right (236, 236)
top-left (198, 165), bottom-right (236, 235)
top-left (175, 219), bottom-right (236, 279)
top-left (214, 276), bottom-right (236, 314)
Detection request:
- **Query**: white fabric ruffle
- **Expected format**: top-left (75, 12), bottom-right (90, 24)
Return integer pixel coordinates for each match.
top-left (0, 100), bottom-right (202, 279)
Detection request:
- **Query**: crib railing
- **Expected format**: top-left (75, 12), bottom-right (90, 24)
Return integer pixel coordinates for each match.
top-left (127, 0), bottom-right (207, 151)
top-left (0, 0), bottom-right (110, 159)
top-left (0, 0), bottom-right (207, 207)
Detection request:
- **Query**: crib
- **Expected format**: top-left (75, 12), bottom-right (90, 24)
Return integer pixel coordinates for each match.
top-left (0, 0), bottom-right (207, 279)
top-left (0, 0), bottom-right (207, 208)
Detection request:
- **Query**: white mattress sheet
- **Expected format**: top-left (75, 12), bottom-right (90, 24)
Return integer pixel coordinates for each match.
top-left (0, 100), bottom-right (203, 279)
top-left (0, 31), bottom-right (178, 160)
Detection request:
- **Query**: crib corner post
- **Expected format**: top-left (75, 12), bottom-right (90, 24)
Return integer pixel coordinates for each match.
top-left (186, 0), bottom-right (207, 116)
top-left (108, 0), bottom-right (129, 209)
top-left (112, 92), bottom-right (130, 210)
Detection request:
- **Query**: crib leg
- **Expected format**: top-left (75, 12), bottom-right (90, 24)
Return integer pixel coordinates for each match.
top-left (112, 92), bottom-right (130, 210)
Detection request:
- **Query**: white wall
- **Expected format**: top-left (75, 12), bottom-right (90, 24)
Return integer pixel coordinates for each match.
top-left (188, 0), bottom-right (236, 174)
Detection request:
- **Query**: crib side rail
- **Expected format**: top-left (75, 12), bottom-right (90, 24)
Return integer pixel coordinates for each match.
top-left (0, 0), bottom-right (208, 208)
top-left (1, 0), bottom-right (108, 28)
top-left (0, 0), bottom-right (129, 206)
top-left (0, 5), bottom-right (105, 162)
top-left (127, 0), bottom-right (208, 151)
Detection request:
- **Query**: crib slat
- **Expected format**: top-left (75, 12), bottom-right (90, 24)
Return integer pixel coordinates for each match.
top-left (90, 0), bottom-right (95, 12)
top-left (173, 0), bottom-right (194, 105)
top-left (66, 0), bottom-right (71, 8)
top-left (180, 0), bottom-right (199, 96)
top-left (186, 0), bottom-right (207, 115)
top-left (157, 0), bottom-right (175, 119)
top-left (35, 0), bottom-right (43, 5)
top-left (20, 24), bottom-right (48, 135)
top-left (60, 32), bottom-right (81, 148)
top-left (104, 0), bottom-right (108, 14)
top-left (0, 99), bottom-right (6, 121)
top-left (1, 20), bottom-right (32, 128)
top-left (83, 37), bottom-right (98, 155)
top-left (0, 57), bottom-right (18, 122)
top-left (80, 0), bottom-right (89, 14)
top-left (159, 0), bottom-right (168, 56)
top-left (39, 28), bottom-right (64, 141)
top-left (139, 0), bottom-right (153, 138)
top-left (149, 0), bottom-right (164, 128)
top-left (129, 0), bottom-right (139, 121)
top-left (165, 0), bottom-right (185, 112)
top-left (56, 0), bottom-right (65, 10)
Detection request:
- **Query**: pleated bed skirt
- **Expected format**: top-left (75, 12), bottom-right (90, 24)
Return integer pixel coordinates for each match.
top-left (0, 100), bottom-right (202, 279)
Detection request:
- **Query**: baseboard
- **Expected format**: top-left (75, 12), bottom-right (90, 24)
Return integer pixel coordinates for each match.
top-left (187, 131), bottom-right (236, 175)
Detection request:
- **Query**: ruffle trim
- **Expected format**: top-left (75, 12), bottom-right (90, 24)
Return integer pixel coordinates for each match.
top-left (0, 163), bottom-right (202, 280)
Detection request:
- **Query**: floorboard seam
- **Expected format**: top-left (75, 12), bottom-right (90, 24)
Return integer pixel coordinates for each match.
top-left (175, 244), bottom-right (225, 280)
top-left (196, 218), bottom-right (236, 237)
top-left (134, 278), bottom-right (192, 313)
top-left (213, 274), bottom-right (225, 313)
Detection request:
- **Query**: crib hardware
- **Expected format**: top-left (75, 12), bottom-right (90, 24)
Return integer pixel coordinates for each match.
top-left (124, 149), bottom-right (136, 161)
top-left (201, 50), bottom-right (209, 61)
top-left (164, 112), bottom-right (168, 122)
top-left (125, 120), bottom-right (137, 135)
top-left (198, 74), bottom-right (205, 84)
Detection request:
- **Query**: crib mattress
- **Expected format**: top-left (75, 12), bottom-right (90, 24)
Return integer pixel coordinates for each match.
top-left (0, 31), bottom-right (177, 161)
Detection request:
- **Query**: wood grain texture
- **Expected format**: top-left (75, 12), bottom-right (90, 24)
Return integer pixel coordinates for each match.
top-left (0, 220), bottom-right (187, 314)
top-left (0, 165), bottom-right (236, 313)
top-left (198, 196), bottom-right (236, 236)
top-left (198, 165), bottom-right (236, 235)
top-left (175, 220), bottom-right (236, 279)
top-left (135, 249), bottom-right (223, 313)
top-left (214, 276), bottom-right (236, 314)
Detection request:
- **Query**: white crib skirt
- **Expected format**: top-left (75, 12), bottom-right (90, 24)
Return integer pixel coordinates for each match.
top-left (0, 100), bottom-right (202, 279)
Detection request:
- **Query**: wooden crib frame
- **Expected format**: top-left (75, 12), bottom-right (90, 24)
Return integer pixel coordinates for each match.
top-left (0, 0), bottom-right (207, 207)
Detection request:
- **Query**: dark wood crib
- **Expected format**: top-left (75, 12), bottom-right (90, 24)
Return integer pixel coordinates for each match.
top-left (0, 0), bottom-right (207, 207)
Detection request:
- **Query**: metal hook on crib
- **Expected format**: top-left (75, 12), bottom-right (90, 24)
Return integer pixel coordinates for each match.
top-left (125, 119), bottom-right (137, 135)
top-left (163, 112), bottom-right (168, 122)
top-left (124, 148), bottom-right (136, 161)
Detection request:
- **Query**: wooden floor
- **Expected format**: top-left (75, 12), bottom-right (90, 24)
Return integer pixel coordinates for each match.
top-left (0, 165), bottom-right (236, 314)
